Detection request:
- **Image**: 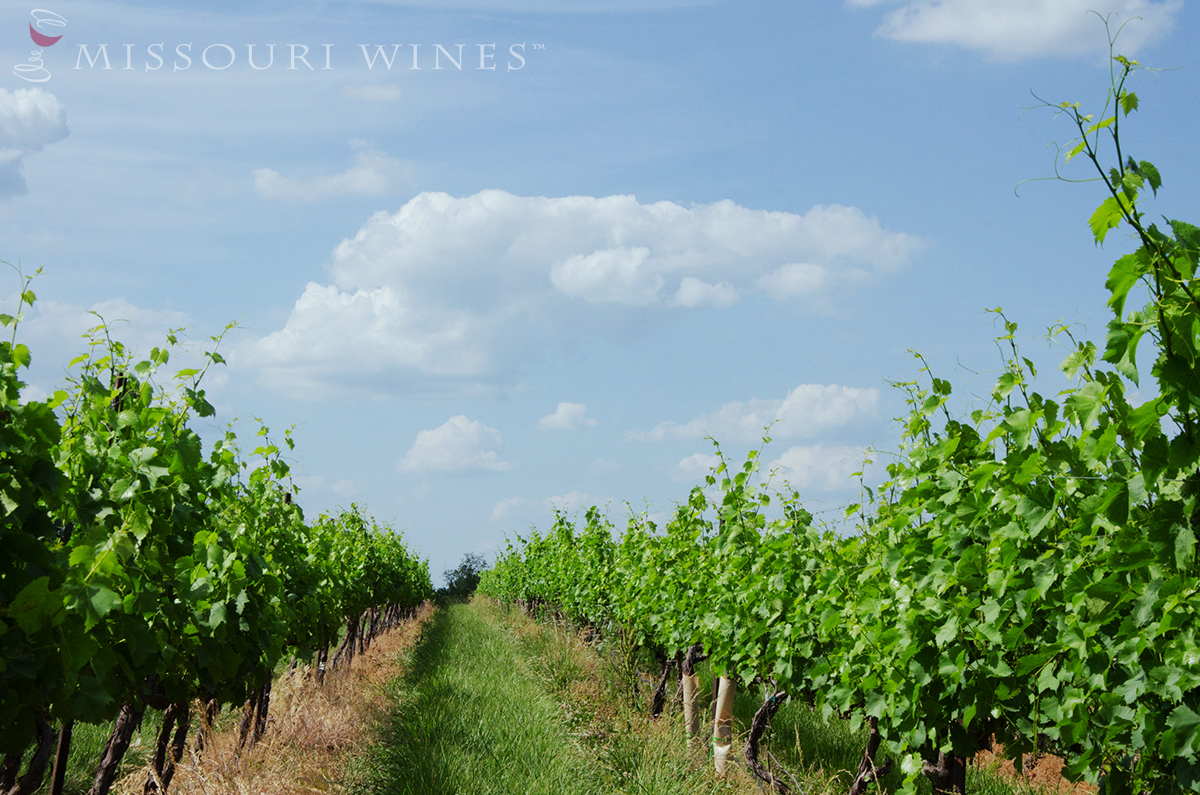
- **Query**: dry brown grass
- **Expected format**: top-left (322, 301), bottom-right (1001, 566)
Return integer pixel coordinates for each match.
top-left (975, 745), bottom-right (1098, 795)
top-left (114, 603), bottom-right (436, 795)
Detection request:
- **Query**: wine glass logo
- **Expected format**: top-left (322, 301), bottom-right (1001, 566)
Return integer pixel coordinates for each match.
top-left (14, 9), bottom-right (65, 82)
top-left (29, 9), bottom-right (66, 46)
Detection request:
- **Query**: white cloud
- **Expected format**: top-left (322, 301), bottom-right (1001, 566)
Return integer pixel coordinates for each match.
top-left (243, 190), bottom-right (923, 399)
top-left (589, 458), bottom-right (621, 476)
top-left (398, 415), bottom-right (513, 473)
top-left (758, 263), bottom-right (837, 297)
top-left (850, 0), bottom-right (1180, 60)
top-left (632, 383), bottom-right (880, 444)
top-left (342, 83), bottom-right (402, 102)
top-left (673, 277), bottom-right (737, 308)
top-left (770, 445), bottom-right (867, 492)
top-left (490, 490), bottom-right (606, 522)
top-left (0, 88), bottom-right (69, 199)
top-left (491, 496), bottom-right (537, 521)
top-left (538, 402), bottom-right (597, 430)
top-left (253, 142), bottom-right (408, 202)
top-left (332, 479), bottom-right (361, 497)
top-left (678, 452), bottom-right (719, 476)
top-left (546, 490), bottom-right (600, 511)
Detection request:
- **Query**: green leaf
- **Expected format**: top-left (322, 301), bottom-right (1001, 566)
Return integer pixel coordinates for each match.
top-left (10, 577), bottom-right (56, 634)
top-left (1036, 661), bottom-right (1058, 693)
top-left (87, 585), bottom-right (123, 618)
top-left (1120, 91), bottom-right (1138, 116)
top-left (1104, 320), bottom-right (1144, 385)
top-left (1063, 139), bottom-right (1087, 164)
top-left (1168, 704), bottom-right (1200, 755)
top-left (1176, 524), bottom-right (1197, 571)
top-left (1140, 161), bottom-right (1162, 195)
top-left (11, 343), bottom-right (31, 368)
top-left (1105, 250), bottom-right (1149, 318)
top-left (1089, 195), bottom-right (1129, 244)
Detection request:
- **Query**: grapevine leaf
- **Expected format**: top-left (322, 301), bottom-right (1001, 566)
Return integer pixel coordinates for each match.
top-left (1090, 196), bottom-right (1128, 244)
top-left (1104, 321), bottom-right (1144, 385)
top-left (1140, 161), bottom-right (1162, 195)
top-left (86, 586), bottom-right (123, 619)
top-left (1064, 139), bottom-right (1088, 164)
top-left (1168, 705), bottom-right (1200, 756)
top-left (10, 576), bottom-right (55, 634)
top-left (1106, 250), bottom-right (1150, 318)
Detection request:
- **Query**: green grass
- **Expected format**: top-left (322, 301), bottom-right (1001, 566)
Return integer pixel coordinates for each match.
top-left (357, 601), bottom-right (1051, 795)
top-left (357, 601), bottom-right (601, 795)
top-left (8, 710), bottom-right (161, 795)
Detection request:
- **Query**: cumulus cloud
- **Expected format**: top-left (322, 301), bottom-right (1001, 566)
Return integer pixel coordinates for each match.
top-left (631, 383), bottom-right (880, 444)
top-left (0, 88), bottom-right (69, 199)
top-left (342, 83), bottom-right (402, 102)
top-left (253, 141), bottom-right (407, 202)
top-left (678, 452), bottom-right (720, 476)
top-left (770, 445), bottom-right (867, 492)
top-left (848, 0), bottom-right (1180, 60)
top-left (398, 415), bottom-right (513, 473)
top-left (490, 490), bottom-right (606, 522)
top-left (538, 402), bottom-right (597, 430)
top-left (546, 490), bottom-right (598, 510)
top-left (243, 190), bottom-right (922, 399)
top-left (673, 276), bottom-right (738, 308)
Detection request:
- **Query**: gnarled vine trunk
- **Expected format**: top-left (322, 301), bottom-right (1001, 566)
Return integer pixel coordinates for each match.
top-left (650, 649), bottom-right (674, 719)
top-left (48, 718), bottom-right (74, 795)
top-left (1, 715), bottom-right (55, 795)
top-left (744, 689), bottom-right (790, 794)
top-left (848, 716), bottom-right (893, 795)
top-left (88, 700), bottom-right (146, 795)
top-left (145, 701), bottom-right (189, 795)
top-left (923, 749), bottom-right (966, 795)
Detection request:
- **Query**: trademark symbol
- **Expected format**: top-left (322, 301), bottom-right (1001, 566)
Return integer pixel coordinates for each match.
top-left (532, 43), bottom-right (545, 50)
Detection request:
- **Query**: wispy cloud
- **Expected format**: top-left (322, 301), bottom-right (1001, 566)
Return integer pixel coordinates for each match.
top-left (253, 141), bottom-right (407, 202)
top-left (630, 383), bottom-right (880, 444)
top-left (849, 0), bottom-right (1180, 60)
top-left (341, 83), bottom-right (403, 102)
top-left (538, 402), bottom-right (598, 430)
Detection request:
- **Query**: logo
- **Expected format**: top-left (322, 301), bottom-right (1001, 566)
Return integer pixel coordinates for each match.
top-left (14, 9), bottom-right (66, 83)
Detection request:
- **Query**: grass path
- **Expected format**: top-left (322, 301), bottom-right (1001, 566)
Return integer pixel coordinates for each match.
top-left (359, 601), bottom-right (598, 795)
top-left (357, 601), bottom-right (1046, 795)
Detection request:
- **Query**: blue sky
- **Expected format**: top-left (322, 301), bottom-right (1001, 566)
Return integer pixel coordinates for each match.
top-left (3, 0), bottom-right (1197, 584)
